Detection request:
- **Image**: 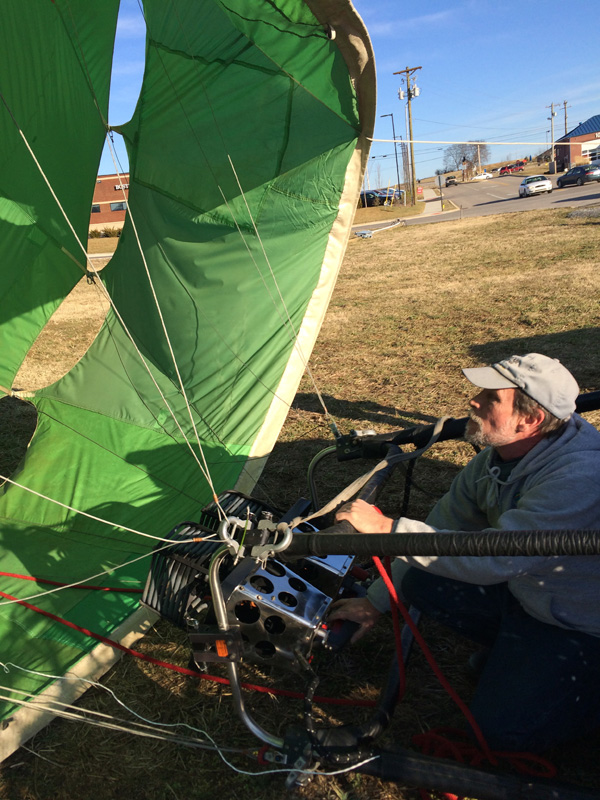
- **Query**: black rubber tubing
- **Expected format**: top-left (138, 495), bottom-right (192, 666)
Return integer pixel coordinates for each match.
top-left (357, 745), bottom-right (600, 800)
top-left (284, 525), bottom-right (600, 558)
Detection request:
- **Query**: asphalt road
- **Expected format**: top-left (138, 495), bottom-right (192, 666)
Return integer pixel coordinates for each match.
top-left (413, 174), bottom-right (600, 227)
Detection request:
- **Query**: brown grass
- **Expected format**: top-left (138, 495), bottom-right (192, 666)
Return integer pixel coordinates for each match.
top-left (87, 237), bottom-right (120, 255)
top-left (354, 201), bottom-right (425, 225)
top-left (14, 275), bottom-right (110, 392)
top-left (2, 207), bottom-right (600, 799)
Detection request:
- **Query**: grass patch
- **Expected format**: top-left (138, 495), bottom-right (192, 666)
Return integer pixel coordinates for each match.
top-left (87, 237), bottom-right (120, 255)
top-left (2, 207), bottom-right (600, 799)
top-left (354, 201), bottom-right (425, 225)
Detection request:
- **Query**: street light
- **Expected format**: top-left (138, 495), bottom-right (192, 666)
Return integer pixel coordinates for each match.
top-left (380, 113), bottom-right (403, 206)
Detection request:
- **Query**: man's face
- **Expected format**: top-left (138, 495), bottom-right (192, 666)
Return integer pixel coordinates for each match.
top-left (465, 387), bottom-right (521, 448)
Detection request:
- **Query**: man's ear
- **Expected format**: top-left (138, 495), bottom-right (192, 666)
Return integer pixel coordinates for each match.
top-left (516, 407), bottom-right (546, 433)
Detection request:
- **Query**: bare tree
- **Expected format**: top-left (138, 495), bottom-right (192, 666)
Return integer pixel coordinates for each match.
top-left (465, 141), bottom-right (491, 169)
top-left (443, 143), bottom-right (466, 171)
top-left (444, 141), bottom-right (491, 172)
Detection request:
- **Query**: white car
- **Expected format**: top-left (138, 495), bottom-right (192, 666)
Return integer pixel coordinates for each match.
top-left (519, 175), bottom-right (552, 197)
top-left (472, 173), bottom-right (492, 180)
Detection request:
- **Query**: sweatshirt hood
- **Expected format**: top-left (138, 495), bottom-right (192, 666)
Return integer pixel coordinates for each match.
top-left (479, 415), bottom-right (600, 505)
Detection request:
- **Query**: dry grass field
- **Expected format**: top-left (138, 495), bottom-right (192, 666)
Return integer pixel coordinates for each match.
top-left (1, 207), bottom-right (600, 800)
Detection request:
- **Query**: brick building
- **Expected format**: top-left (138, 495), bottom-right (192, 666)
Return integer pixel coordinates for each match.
top-left (555, 115), bottom-right (600, 172)
top-left (90, 173), bottom-right (130, 232)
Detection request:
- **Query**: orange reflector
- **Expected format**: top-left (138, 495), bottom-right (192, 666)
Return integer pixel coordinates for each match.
top-left (215, 639), bottom-right (229, 658)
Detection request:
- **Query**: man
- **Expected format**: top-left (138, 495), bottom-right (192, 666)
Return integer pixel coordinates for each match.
top-left (330, 353), bottom-right (600, 753)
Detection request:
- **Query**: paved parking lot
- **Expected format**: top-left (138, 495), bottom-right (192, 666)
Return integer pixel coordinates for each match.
top-left (434, 173), bottom-right (600, 222)
top-left (352, 174), bottom-right (600, 232)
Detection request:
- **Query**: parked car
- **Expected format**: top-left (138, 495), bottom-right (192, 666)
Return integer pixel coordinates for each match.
top-left (472, 173), bottom-right (492, 180)
top-left (378, 188), bottom-right (405, 203)
top-left (556, 165), bottom-right (600, 188)
top-left (445, 175), bottom-right (457, 187)
top-left (359, 190), bottom-right (387, 207)
top-left (499, 166), bottom-right (513, 176)
top-left (518, 175), bottom-right (552, 197)
top-left (512, 162), bottom-right (524, 172)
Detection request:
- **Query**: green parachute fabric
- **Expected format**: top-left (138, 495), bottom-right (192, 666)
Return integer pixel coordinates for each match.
top-left (0, 0), bottom-right (375, 751)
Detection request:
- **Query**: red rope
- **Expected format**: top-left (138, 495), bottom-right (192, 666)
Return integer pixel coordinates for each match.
top-left (375, 556), bottom-right (406, 700)
top-left (0, 571), bottom-right (142, 593)
top-left (0, 588), bottom-right (375, 708)
top-left (372, 559), bottom-right (497, 763)
top-left (413, 728), bottom-right (557, 778)
top-left (371, 562), bottom-right (558, 792)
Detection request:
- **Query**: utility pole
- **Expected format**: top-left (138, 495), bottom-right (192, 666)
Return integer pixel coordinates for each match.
top-left (395, 65), bottom-right (421, 205)
top-left (563, 100), bottom-right (570, 135)
top-left (546, 102), bottom-right (559, 173)
top-left (380, 113), bottom-right (403, 205)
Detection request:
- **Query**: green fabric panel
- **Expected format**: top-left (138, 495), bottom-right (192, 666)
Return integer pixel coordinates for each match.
top-left (103, 0), bottom-right (358, 444)
top-left (0, 0), bottom-right (369, 723)
top-left (0, 0), bottom-right (119, 391)
top-left (2, 398), bottom-right (246, 546)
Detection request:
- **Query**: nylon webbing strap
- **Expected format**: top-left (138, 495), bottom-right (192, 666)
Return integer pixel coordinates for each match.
top-left (292, 416), bottom-right (451, 528)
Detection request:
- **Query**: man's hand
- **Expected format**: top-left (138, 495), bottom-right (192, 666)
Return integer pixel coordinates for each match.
top-left (335, 498), bottom-right (394, 534)
top-left (327, 597), bottom-right (382, 643)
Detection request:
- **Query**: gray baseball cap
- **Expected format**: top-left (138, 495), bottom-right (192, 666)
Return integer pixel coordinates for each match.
top-left (462, 353), bottom-right (579, 419)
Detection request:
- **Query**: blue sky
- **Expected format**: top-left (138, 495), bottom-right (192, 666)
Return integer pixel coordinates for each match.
top-left (100, 0), bottom-right (600, 184)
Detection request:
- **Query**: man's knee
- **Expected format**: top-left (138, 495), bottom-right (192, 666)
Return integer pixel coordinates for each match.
top-left (401, 567), bottom-right (468, 614)
top-left (401, 569), bottom-right (505, 645)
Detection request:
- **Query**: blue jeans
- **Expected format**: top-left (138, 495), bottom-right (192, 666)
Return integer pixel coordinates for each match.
top-left (401, 567), bottom-right (600, 753)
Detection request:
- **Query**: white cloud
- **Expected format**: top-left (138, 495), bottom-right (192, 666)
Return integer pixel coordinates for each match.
top-left (368, 10), bottom-right (454, 37)
top-left (111, 59), bottom-right (146, 77)
top-left (116, 14), bottom-right (146, 38)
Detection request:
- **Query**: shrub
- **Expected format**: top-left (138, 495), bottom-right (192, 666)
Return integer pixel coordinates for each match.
top-left (101, 226), bottom-right (122, 238)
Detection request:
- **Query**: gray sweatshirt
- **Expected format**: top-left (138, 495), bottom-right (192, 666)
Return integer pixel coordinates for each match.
top-left (367, 414), bottom-right (600, 636)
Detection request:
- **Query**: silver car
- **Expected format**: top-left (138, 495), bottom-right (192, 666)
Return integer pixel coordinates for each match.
top-left (518, 175), bottom-right (552, 197)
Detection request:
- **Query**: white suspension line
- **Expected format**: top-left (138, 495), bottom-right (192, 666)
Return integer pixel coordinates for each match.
top-left (88, 259), bottom-right (225, 496)
top-left (1, 664), bottom-right (243, 749)
top-left (1, 96), bottom-right (223, 505)
top-left (154, 1), bottom-right (340, 432)
top-left (222, 156), bottom-right (338, 429)
top-left (0, 521), bottom-right (215, 608)
top-left (372, 137), bottom-right (560, 146)
top-left (58, 3), bottom-right (288, 513)
top-left (54, 0), bottom-right (110, 129)
top-left (0, 682), bottom-right (379, 777)
top-left (0, 473), bottom-right (163, 539)
top-left (0, 689), bottom-right (222, 750)
top-left (152, 238), bottom-right (294, 412)
top-left (0, 535), bottom-right (216, 607)
top-left (103, 141), bottom-right (227, 516)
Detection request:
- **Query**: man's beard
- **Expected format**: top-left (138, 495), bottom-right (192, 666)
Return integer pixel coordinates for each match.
top-left (464, 413), bottom-right (488, 447)
top-left (464, 411), bottom-right (517, 448)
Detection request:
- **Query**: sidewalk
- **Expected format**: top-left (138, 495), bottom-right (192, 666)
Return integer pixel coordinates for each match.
top-left (420, 187), bottom-right (458, 217)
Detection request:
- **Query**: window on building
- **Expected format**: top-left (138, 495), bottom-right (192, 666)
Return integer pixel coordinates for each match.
top-left (91, 204), bottom-right (101, 213)
top-left (110, 201), bottom-right (127, 212)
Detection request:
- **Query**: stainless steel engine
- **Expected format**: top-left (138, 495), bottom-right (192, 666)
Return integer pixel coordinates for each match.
top-left (141, 491), bottom-right (355, 672)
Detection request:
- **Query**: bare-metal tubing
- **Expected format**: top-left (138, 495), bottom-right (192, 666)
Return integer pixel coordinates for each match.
top-left (283, 525), bottom-right (600, 558)
top-left (209, 549), bottom-right (284, 749)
